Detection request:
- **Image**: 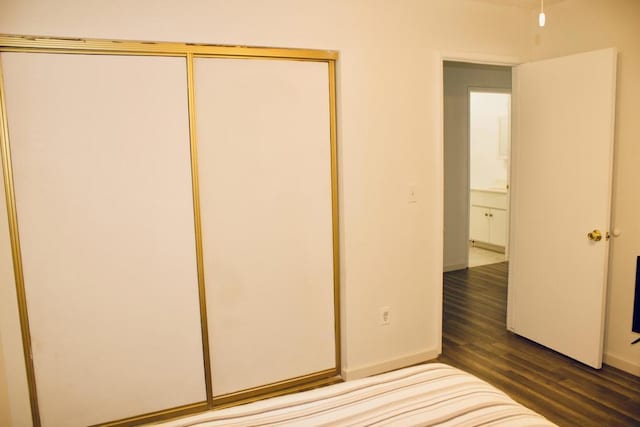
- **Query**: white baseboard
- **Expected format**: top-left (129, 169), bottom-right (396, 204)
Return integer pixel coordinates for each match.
top-left (443, 263), bottom-right (466, 272)
top-left (604, 352), bottom-right (640, 376)
top-left (341, 348), bottom-right (440, 381)
top-left (471, 241), bottom-right (505, 253)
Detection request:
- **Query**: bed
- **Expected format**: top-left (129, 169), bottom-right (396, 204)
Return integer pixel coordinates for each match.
top-left (151, 363), bottom-right (556, 426)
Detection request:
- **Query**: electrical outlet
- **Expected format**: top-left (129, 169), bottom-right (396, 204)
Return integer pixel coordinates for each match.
top-left (380, 306), bottom-right (390, 326)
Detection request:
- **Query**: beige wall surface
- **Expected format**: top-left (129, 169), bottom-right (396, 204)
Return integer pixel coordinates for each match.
top-left (525, 0), bottom-right (640, 375)
top-left (3, 1), bottom-right (639, 425)
top-left (0, 0), bottom-right (534, 425)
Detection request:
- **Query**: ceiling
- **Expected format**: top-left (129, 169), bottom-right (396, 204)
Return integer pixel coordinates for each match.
top-left (472, 0), bottom-right (566, 9)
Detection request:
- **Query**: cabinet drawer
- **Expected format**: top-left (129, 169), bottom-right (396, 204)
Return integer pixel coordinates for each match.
top-left (470, 190), bottom-right (508, 210)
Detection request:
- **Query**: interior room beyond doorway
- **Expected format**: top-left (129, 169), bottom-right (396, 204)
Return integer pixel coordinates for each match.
top-left (442, 61), bottom-right (512, 272)
top-left (468, 90), bottom-right (511, 267)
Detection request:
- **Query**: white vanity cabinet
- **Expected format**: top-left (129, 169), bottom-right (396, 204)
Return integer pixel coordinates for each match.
top-left (469, 189), bottom-right (508, 248)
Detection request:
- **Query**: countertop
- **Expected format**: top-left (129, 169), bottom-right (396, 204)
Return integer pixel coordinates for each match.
top-left (470, 187), bottom-right (508, 194)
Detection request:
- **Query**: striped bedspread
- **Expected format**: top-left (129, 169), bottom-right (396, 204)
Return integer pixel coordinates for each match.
top-left (153, 363), bottom-right (556, 426)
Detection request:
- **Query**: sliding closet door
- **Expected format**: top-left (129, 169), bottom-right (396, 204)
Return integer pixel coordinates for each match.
top-left (1, 53), bottom-right (206, 426)
top-left (194, 58), bottom-right (337, 396)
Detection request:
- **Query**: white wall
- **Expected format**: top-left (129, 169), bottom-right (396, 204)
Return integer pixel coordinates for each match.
top-left (469, 92), bottom-right (510, 190)
top-left (0, 1), bottom-right (532, 424)
top-left (443, 62), bottom-right (512, 271)
top-left (526, 0), bottom-right (640, 376)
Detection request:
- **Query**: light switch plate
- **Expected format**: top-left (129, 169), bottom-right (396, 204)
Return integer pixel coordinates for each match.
top-left (408, 184), bottom-right (417, 203)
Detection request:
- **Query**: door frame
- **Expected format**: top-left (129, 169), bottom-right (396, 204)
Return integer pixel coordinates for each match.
top-left (439, 52), bottom-right (519, 260)
top-left (438, 51), bottom-right (520, 340)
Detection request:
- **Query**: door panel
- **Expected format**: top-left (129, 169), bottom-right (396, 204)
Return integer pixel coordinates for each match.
top-left (1, 52), bottom-right (206, 426)
top-left (194, 58), bottom-right (337, 396)
top-left (508, 48), bottom-right (617, 368)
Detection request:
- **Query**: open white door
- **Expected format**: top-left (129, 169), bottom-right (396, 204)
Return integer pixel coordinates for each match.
top-left (508, 48), bottom-right (617, 368)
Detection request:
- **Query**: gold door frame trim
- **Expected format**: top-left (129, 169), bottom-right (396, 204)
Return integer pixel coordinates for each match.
top-left (212, 368), bottom-right (341, 407)
top-left (0, 50), bottom-right (42, 427)
top-left (89, 402), bottom-right (209, 427)
top-left (0, 34), bottom-right (338, 60)
top-left (328, 60), bottom-right (342, 372)
top-left (0, 34), bottom-right (341, 427)
top-left (186, 52), bottom-right (214, 406)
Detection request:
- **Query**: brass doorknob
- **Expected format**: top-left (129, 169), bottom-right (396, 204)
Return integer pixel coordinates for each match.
top-left (587, 229), bottom-right (602, 241)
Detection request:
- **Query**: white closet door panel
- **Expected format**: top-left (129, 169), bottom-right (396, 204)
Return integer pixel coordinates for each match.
top-left (2, 53), bottom-right (206, 426)
top-left (194, 58), bottom-right (336, 396)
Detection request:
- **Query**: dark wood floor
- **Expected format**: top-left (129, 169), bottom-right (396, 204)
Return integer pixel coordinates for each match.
top-left (437, 262), bottom-right (640, 427)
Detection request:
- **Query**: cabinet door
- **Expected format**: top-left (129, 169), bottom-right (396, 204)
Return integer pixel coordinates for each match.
top-left (489, 208), bottom-right (508, 247)
top-left (469, 206), bottom-right (490, 243)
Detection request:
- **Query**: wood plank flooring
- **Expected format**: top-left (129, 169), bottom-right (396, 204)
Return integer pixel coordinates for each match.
top-left (437, 262), bottom-right (640, 427)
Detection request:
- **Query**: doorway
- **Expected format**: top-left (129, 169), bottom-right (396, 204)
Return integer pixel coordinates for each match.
top-left (468, 90), bottom-right (511, 267)
top-left (442, 61), bottom-right (512, 272)
top-left (442, 49), bottom-right (617, 369)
